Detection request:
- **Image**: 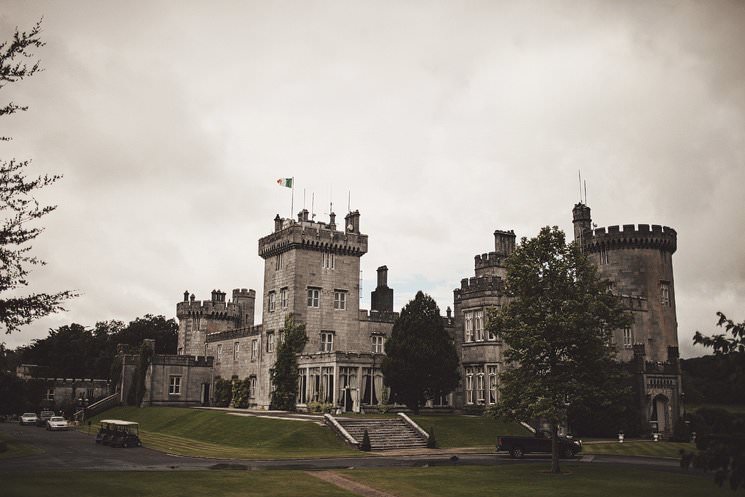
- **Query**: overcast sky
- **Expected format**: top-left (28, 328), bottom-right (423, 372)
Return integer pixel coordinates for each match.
top-left (1, 1), bottom-right (743, 358)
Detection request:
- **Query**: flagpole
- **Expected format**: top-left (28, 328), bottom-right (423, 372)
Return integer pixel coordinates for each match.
top-left (291, 177), bottom-right (294, 219)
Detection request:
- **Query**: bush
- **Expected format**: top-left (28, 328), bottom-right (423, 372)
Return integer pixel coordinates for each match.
top-left (427, 427), bottom-right (438, 448)
top-left (306, 401), bottom-right (333, 414)
top-left (360, 429), bottom-right (371, 451)
top-left (213, 377), bottom-right (233, 407)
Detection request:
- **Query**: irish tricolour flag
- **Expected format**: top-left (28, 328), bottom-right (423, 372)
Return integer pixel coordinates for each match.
top-left (276, 178), bottom-right (293, 188)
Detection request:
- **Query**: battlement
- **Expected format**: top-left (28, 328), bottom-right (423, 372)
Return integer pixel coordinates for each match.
top-left (474, 252), bottom-right (505, 270)
top-left (206, 325), bottom-right (263, 343)
top-left (232, 288), bottom-right (255, 299)
top-left (581, 224), bottom-right (677, 253)
top-left (176, 299), bottom-right (243, 320)
top-left (359, 309), bottom-right (399, 323)
top-left (150, 354), bottom-right (214, 368)
top-left (454, 276), bottom-right (505, 300)
top-left (619, 294), bottom-right (648, 312)
top-left (258, 215), bottom-right (368, 259)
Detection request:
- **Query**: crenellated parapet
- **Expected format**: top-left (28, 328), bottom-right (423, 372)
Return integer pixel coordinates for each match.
top-left (206, 325), bottom-right (263, 343)
top-left (359, 309), bottom-right (399, 323)
top-left (454, 276), bottom-right (505, 301)
top-left (150, 355), bottom-right (214, 367)
top-left (581, 224), bottom-right (677, 254)
top-left (176, 300), bottom-right (243, 321)
top-left (258, 218), bottom-right (368, 259)
top-left (474, 252), bottom-right (506, 271)
top-left (619, 294), bottom-right (648, 312)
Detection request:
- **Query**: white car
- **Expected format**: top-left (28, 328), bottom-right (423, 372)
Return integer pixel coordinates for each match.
top-left (19, 412), bottom-right (38, 426)
top-left (46, 416), bottom-right (70, 431)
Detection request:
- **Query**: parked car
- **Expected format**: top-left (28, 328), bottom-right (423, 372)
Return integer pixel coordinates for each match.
top-left (19, 412), bottom-right (38, 426)
top-left (497, 430), bottom-right (582, 459)
top-left (46, 416), bottom-right (71, 431)
top-left (36, 410), bottom-right (55, 427)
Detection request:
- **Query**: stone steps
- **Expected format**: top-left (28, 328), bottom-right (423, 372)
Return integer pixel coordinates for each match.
top-left (329, 416), bottom-right (429, 450)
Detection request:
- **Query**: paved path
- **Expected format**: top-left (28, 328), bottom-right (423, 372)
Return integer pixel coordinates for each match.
top-left (308, 471), bottom-right (398, 497)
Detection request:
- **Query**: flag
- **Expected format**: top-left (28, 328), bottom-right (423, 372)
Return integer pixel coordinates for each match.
top-left (277, 178), bottom-right (293, 188)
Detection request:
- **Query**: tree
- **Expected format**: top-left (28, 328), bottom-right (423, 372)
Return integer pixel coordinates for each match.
top-left (686, 312), bottom-right (745, 490)
top-left (381, 291), bottom-right (460, 414)
top-left (488, 226), bottom-right (630, 473)
top-left (270, 314), bottom-right (307, 411)
top-left (1, 20), bottom-right (75, 333)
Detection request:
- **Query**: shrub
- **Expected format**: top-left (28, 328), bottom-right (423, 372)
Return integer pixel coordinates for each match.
top-left (360, 429), bottom-right (371, 451)
top-left (427, 427), bottom-right (438, 448)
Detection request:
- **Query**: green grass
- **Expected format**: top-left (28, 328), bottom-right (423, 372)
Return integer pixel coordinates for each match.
top-left (0, 432), bottom-right (45, 459)
top-left (582, 440), bottom-right (694, 459)
top-left (340, 464), bottom-right (727, 497)
top-left (2, 471), bottom-right (356, 497)
top-left (411, 414), bottom-right (529, 447)
top-left (88, 407), bottom-right (357, 459)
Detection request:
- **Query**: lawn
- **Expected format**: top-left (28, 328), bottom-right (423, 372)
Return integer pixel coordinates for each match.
top-left (3, 471), bottom-right (356, 497)
top-left (582, 440), bottom-right (695, 459)
top-left (0, 432), bottom-right (44, 460)
top-left (411, 414), bottom-right (529, 448)
top-left (87, 407), bottom-right (357, 459)
top-left (339, 464), bottom-right (728, 497)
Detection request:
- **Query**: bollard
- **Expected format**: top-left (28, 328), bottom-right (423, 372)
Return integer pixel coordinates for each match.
top-left (653, 433), bottom-right (659, 442)
top-left (618, 431), bottom-right (624, 443)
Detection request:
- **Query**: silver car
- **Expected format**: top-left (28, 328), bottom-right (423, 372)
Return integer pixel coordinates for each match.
top-left (19, 412), bottom-right (38, 426)
top-left (46, 416), bottom-right (70, 431)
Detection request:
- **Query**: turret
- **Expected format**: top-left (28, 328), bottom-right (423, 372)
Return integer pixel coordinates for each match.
top-left (345, 210), bottom-right (360, 234)
top-left (572, 202), bottom-right (592, 243)
top-left (274, 214), bottom-right (282, 232)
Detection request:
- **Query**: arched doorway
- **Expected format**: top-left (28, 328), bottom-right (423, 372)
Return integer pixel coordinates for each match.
top-left (649, 394), bottom-right (670, 434)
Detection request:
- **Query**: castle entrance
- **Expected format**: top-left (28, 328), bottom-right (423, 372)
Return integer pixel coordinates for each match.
top-left (649, 394), bottom-right (670, 434)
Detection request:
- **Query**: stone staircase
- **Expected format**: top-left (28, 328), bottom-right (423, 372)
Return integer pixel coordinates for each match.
top-left (325, 413), bottom-right (429, 451)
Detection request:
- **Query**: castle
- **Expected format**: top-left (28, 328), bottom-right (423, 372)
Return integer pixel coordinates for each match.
top-left (123, 202), bottom-right (682, 434)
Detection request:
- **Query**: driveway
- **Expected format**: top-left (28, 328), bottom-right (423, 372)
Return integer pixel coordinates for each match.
top-left (0, 422), bottom-right (678, 472)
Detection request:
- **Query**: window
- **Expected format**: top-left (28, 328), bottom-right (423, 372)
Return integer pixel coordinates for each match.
top-left (248, 376), bottom-right (257, 399)
top-left (217, 344), bottom-right (223, 363)
top-left (266, 332), bottom-right (275, 353)
top-left (474, 310), bottom-right (484, 341)
top-left (280, 288), bottom-right (288, 309)
top-left (177, 347), bottom-right (183, 355)
top-left (322, 252), bottom-right (335, 269)
top-left (46, 388), bottom-right (54, 401)
top-left (320, 331), bottom-right (334, 352)
top-left (268, 291), bottom-right (276, 312)
top-left (488, 366), bottom-right (498, 404)
top-left (251, 339), bottom-right (258, 360)
top-left (275, 253), bottom-right (284, 270)
top-left (371, 335), bottom-right (385, 353)
top-left (623, 328), bottom-right (633, 348)
top-left (476, 371), bottom-right (485, 403)
top-left (465, 312), bottom-right (473, 343)
top-left (307, 288), bottom-right (320, 308)
top-left (169, 376), bottom-right (181, 395)
top-left (233, 342), bottom-right (240, 361)
top-left (599, 249), bottom-right (609, 265)
top-left (204, 343), bottom-right (209, 357)
top-left (334, 290), bottom-right (347, 310)
top-left (465, 367), bottom-right (474, 404)
top-left (660, 282), bottom-right (671, 306)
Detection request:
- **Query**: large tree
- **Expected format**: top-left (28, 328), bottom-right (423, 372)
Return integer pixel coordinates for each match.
top-left (381, 291), bottom-right (460, 414)
top-left (488, 226), bottom-right (630, 473)
top-left (1, 20), bottom-right (75, 333)
top-left (687, 312), bottom-right (745, 490)
top-left (270, 314), bottom-right (307, 411)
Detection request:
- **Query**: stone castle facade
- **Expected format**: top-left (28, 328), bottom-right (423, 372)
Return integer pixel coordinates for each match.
top-left (161, 202), bottom-right (680, 432)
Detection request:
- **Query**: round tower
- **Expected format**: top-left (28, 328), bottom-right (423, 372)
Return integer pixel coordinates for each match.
top-left (580, 223), bottom-right (678, 363)
top-left (572, 202), bottom-right (592, 244)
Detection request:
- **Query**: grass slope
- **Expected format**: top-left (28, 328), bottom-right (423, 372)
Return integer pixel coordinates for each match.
top-left (411, 414), bottom-right (528, 448)
top-left (0, 432), bottom-right (44, 460)
top-left (89, 407), bottom-right (356, 459)
top-left (340, 464), bottom-right (727, 497)
top-left (3, 471), bottom-right (356, 497)
top-left (582, 440), bottom-right (694, 459)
